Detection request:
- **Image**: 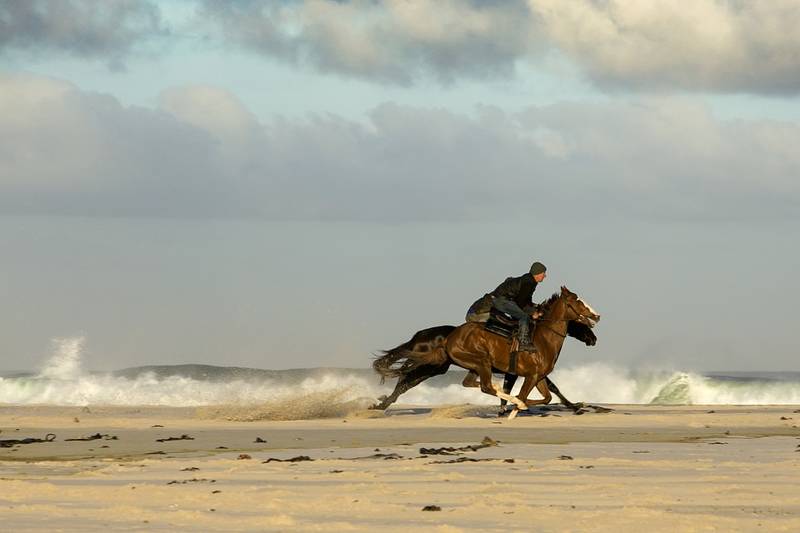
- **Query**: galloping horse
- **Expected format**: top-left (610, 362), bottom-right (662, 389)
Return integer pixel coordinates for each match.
top-left (372, 287), bottom-right (600, 419)
top-left (371, 320), bottom-right (596, 411)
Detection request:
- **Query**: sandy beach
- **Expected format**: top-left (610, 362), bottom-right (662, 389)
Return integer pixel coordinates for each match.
top-left (1, 403), bottom-right (799, 532)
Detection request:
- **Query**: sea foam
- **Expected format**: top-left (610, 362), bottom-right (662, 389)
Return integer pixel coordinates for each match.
top-left (1, 337), bottom-right (799, 407)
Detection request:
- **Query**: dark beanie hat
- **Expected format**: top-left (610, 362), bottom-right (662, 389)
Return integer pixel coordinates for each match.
top-left (530, 262), bottom-right (547, 276)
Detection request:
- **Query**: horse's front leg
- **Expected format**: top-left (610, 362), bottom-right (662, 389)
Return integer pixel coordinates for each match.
top-left (525, 378), bottom-right (552, 407)
top-left (470, 363), bottom-right (526, 416)
top-left (516, 375), bottom-right (542, 407)
top-left (499, 373), bottom-right (518, 410)
top-left (501, 375), bottom-right (538, 420)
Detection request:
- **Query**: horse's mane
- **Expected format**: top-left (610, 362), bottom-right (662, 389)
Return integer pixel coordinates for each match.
top-left (538, 292), bottom-right (561, 311)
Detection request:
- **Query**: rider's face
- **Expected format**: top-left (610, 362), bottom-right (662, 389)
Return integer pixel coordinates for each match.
top-left (533, 272), bottom-right (547, 283)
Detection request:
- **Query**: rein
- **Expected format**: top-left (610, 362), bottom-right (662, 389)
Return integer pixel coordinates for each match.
top-left (536, 300), bottom-right (586, 338)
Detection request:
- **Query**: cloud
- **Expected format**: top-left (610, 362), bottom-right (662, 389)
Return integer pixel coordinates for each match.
top-left (1, 73), bottom-right (798, 221)
top-left (0, 73), bottom-right (223, 217)
top-left (532, 0), bottom-right (800, 94)
top-left (0, 0), bottom-right (165, 65)
top-left (198, 0), bottom-right (800, 94)
top-left (4, 1), bottom-right (800, 93)
top-left (200, 0), bottom-right (537, 85)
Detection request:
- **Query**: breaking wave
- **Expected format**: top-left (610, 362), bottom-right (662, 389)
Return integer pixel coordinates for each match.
top-left (1, 338), bottom-right (799, 408)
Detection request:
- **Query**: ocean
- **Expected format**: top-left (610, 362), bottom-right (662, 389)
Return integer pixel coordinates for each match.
top-left (1, 337), bottom-right (799, 408)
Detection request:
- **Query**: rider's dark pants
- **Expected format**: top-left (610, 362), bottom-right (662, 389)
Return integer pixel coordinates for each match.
top-left (492, 298), bottom-right (530, 343)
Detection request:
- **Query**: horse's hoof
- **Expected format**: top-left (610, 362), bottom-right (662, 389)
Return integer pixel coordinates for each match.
top-left (592, 405), bottom-right (613, 413)
top-left (574, 409), bottom-right (587, 416)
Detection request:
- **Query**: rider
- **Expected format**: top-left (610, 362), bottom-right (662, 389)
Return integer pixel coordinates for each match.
top-left (466, 261), bottom-right (547, 354)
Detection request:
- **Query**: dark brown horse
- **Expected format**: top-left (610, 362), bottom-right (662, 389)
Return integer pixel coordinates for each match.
top-left (371, 323), bottom-right (595, 411)
top-left (372, 287), bottom-right (599, 416)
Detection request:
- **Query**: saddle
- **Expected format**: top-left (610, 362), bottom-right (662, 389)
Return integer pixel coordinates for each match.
top-left (483, 307), bottom-right (518, 340)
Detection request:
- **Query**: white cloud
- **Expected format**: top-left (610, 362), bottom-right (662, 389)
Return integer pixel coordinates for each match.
top-left (1, 74), bottom-right (798, 221)
top-left (532, 0), bottom-right (800, 93)
top-left (159, 85), bottom-right (264, 161)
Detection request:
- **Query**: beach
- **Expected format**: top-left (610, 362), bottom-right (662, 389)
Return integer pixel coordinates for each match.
top-left (2, 403), bottom-right (799, 532)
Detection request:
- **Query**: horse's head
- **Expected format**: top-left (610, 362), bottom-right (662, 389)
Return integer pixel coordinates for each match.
top-left (559, 286), bottom-right (601, 328)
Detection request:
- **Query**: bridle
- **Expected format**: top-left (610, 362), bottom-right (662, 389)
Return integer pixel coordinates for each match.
top-left (536, 298), bottom-right (592, 338)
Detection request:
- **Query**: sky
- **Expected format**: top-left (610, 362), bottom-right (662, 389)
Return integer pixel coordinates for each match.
top-left (0, 0), bottom-right (798, 373)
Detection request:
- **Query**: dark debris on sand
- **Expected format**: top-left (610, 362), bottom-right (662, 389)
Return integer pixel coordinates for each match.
top-left (167, 478), bottom-right (216, 485)
top-left (352, 452), bottom-right (403, 460)
top-left (420, 436), bottom-right (498, 456)
top-left (428, 457), bottom-right (494, 464)
top-left (65, 433), bottom-right (118, 442)
top-left (263, 455), bottom-right (313, 463)
top-left (156, 434), bottom-right (194, 442)
top-left (0, 433), bottom-right (56, 447)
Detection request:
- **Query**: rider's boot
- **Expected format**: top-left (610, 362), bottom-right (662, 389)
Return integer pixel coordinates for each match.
top-left (514, 317), bottom-right (536, 353)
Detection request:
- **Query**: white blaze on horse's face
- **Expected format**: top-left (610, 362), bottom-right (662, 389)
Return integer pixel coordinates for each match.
top-left (577, 297), bottom-right (601, 326)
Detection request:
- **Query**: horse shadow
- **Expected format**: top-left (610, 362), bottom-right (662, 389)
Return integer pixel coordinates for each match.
top-left (496, 403), bottom-right (613, 418)
top-left (382, 403), bottom-right (612, 419)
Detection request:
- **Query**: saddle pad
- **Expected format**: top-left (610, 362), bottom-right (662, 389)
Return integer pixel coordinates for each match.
top-left (484, 319), bottom-right (516, 340)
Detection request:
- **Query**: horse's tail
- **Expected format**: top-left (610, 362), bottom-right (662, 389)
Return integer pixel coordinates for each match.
top-left (373, 325), bottom-right (456, 383)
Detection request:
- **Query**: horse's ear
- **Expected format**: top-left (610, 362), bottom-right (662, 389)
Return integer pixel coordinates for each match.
top-left (560, 286), bottom-right (568, 294)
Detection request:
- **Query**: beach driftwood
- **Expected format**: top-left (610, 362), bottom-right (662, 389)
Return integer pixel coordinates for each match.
top-left (0, 433), bottom-right (56, 447)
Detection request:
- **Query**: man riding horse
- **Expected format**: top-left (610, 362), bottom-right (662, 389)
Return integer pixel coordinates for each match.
top-left (465, 261), bottom-right (547, 401)
top-left (371, 260), bottom-right (602, 414)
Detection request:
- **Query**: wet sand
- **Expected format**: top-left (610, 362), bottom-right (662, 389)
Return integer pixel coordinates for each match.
top-left (2, 404), bottom-right (800, 531)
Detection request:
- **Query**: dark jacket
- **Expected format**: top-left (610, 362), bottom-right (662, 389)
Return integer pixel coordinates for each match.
top-left (469, 274), bottom-right (538, 315)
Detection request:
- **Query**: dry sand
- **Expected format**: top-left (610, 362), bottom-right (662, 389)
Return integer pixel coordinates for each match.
top-left (2, 403), bottom-right (800, 532)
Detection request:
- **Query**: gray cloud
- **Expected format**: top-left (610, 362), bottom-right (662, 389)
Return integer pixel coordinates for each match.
top-left (0, 0), bottom-right (165, 64)
top-left (199, 0), bottom-right (800, 94)
top-left (200, 0), bottom-right (537, 85)
top-left (1, 74), bottom-right (798, 222)
top-left (4, 1), bottom-right (800, 93)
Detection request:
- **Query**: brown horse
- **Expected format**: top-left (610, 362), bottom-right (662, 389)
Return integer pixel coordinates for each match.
top-left (371, 320), bottom-right (596, 411)
top-left (373, 287), bottom-right (600, 419)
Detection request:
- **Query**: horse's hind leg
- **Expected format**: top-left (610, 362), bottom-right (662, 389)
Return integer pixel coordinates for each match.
top-left (544, 377), bottom-right (585, 412)
top-left (371, 363), bottom-right (450, 410)
top-left (462, 370), bottom-right (479, 388)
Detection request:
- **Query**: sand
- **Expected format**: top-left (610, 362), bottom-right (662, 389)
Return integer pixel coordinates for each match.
top-left (2, 403), bottom-right (800, 531)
